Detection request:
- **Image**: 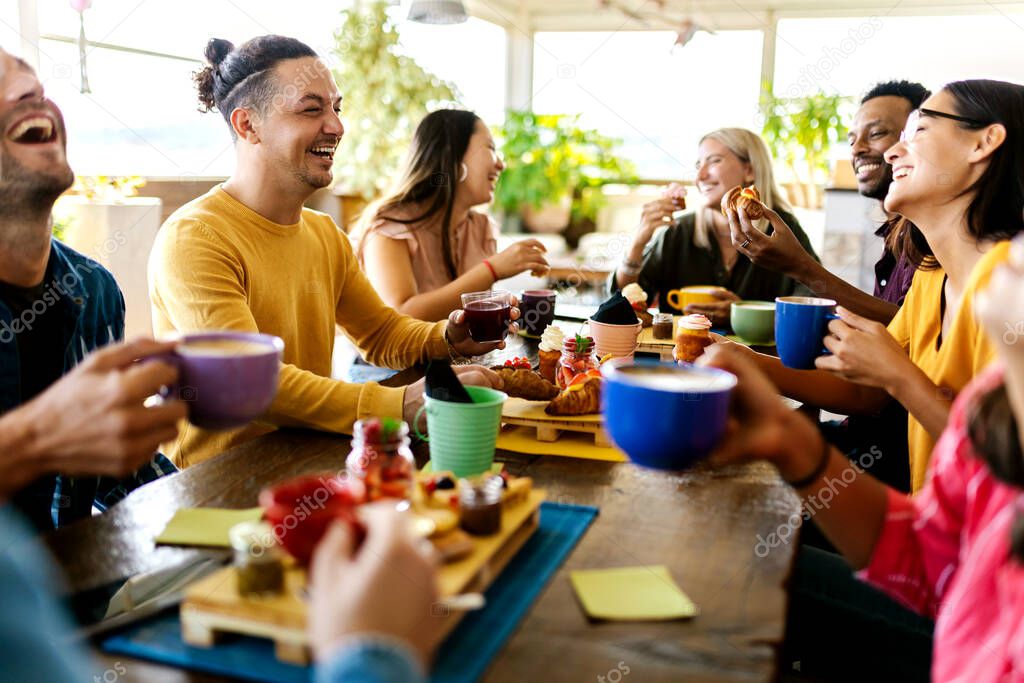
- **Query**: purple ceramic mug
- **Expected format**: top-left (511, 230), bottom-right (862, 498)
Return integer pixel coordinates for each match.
top-left (153, 331), bottom-right (284, 431)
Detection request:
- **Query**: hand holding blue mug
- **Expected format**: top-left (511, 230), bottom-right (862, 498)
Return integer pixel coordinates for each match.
top-left (774, 296), bottom-right (839, 370)
top-left (814, 306), bottom-right (910, 391)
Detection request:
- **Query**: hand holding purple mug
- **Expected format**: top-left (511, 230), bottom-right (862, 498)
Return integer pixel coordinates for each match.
top-left (146, 331), bottom-right (284, 430)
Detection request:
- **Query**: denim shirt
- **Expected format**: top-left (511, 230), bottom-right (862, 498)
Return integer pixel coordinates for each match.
top-left (0, 239), bottom-right (176, 530)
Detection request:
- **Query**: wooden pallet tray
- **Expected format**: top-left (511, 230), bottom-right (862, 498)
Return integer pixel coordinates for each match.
top-left (636, 320), bottom-right (676, 356)
top-left (180, 489), bottom-right (546, 664)
top-left (500, 397), bottom-right (609, 447)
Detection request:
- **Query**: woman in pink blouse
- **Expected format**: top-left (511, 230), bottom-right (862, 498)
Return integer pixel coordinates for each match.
top-left (356, 110), bottom-right (549, 322)
top-left (698, 229), bottom-right (1024, 680)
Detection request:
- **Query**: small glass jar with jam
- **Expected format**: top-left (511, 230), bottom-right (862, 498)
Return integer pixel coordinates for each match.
top-left (459, 475), bottom-right (503, 535)
top-left (652, 313), bottom-right (674, 340)
top-left (345, 417), bottom-right (416, 501)
top-left (556, 334), bottom-right (597, 389)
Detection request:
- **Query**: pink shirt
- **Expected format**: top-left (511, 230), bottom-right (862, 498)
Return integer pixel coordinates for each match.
top-left (357, 208), bottom-right (498, 294)
top-left (861, 363), bottom-right (1024, 682)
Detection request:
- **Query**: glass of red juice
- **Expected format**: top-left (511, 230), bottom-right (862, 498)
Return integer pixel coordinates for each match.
top-left (461, 290), bottom-right (512, 342)
top-left (520, 289), bottom-right (556, 336)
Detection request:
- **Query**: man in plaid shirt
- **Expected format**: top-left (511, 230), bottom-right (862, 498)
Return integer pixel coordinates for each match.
top-left (0, 48), bottom-right (185, 531)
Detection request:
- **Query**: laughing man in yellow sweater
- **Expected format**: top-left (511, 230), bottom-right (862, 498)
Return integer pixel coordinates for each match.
top-left (149, 36), bottom-right (508, 467)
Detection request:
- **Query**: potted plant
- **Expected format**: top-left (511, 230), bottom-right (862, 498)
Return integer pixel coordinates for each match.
top-left (330, 0), bottom-right (458, 227)
top-left (494, 111), bottom-right (637, 234)
top-left (760, 92), bottom-right (851, 209)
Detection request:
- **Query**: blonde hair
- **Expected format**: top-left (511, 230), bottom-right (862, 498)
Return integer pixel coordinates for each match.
top-left (693, 127), bottom-right (793, 249)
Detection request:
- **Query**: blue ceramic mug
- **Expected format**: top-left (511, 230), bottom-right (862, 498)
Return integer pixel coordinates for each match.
top-left (775, 296), bottom-right (838, 370)
top-left (601, 360), bottom-right (736, 470)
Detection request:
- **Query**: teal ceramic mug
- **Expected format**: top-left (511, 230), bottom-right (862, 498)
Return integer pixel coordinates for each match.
top-left (414, 386), bottom-right (507, 477)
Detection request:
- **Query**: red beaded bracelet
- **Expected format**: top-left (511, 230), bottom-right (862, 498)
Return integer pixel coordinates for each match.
top-left (482, 259), bottom-right (498, 283)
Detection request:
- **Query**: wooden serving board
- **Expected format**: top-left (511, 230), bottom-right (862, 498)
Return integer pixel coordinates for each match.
top-left (636, 319), bottom-right (676, 356)
top-left (501, 397), bottom-right (609, 447)
top-left (180, 489), bottom-right (546, 664)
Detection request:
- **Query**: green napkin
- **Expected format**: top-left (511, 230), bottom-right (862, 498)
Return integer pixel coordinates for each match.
top-left (570, 565), bottom-right (698, 621)
top-left (155, 507), bottom-right (264, 548)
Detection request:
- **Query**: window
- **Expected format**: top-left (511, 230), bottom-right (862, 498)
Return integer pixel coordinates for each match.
top-left (773, 14), bottom-right (1024, 99)
top-left (394, 16), bottom-right (508, 126)
top-left (532, 30), bottom-right (764, 180)
top-left (19, 1), bottom-right (506, 176)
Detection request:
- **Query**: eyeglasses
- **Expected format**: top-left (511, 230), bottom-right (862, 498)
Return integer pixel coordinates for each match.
top-left (899, 108), bottom-right (991, 144)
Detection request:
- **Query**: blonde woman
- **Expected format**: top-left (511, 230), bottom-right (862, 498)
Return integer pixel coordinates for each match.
top-left (613, 127), bottom-right (818, 327)
top-left (357, 110), bottom-right (548, 322)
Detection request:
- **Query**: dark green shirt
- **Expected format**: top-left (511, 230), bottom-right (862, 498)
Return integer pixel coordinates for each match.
top-left (611, 209), bottom-right (819, 313)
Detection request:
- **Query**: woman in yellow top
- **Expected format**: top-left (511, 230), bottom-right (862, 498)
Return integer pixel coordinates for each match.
top-left (356, 109), bottom-right (549, 322)
top-left (726, 79), bottom-right (1024, 491)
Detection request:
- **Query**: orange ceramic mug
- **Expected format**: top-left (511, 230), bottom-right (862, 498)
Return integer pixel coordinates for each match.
top-left (666, 286), bottom-right (727, 312)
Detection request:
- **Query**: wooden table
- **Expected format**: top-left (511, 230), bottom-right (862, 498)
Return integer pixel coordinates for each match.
top-left (47, 340), bottom-right (802, 683)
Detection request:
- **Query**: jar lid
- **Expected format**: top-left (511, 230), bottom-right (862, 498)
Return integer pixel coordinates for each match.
top-left (353, 417), bottom-right (409, 444)
top-left (229, 520), bottom-right (278, 555)
top-left (458, 474), bottom-right (503, 504)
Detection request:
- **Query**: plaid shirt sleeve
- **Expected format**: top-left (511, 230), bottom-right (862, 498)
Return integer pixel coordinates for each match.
top-left (92, 452), bottom-right (178, 512)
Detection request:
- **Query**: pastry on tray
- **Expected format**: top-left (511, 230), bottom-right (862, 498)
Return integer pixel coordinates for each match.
top-left (545, 373), bottom-right (602, 416)
top-left (621, 283), bottom-right (653, 327)
top-left (674, 313), bottom-right (713, 363)
top-left (416, 470), bottom-right (533, 511)
top-left (721, 184), bottom-right (766, 220)
top-left (537, 325), bottom-right (564, 384)
top-left (491, 357), bottom-right (560, 401)
top-left (494, 367), bottom-right (560, 401)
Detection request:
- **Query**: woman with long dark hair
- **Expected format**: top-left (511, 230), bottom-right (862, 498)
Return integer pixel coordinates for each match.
top-left (356, 110), bottom-right (548, 322)
top-left (697, 230), bottom-right (1024, 679)
top-left (728, 79), bottom-right (1024, 491)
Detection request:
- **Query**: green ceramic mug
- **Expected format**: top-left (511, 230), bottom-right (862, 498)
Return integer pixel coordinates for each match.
top-left (731, 300), bottom-right (776, 344)
top-left (414, 386), bottom-right (508, 477)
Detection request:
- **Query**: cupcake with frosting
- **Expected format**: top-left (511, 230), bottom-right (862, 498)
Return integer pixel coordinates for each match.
top-left (621, 283), bottom-right (653, 327)
top-left (673, 313), bottom-right (713, 363)
top-left (538, 325), bottom-right (564, 384)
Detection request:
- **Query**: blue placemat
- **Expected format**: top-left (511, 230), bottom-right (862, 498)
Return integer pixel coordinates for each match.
top-left (102, 502), bottom-right (597, 683)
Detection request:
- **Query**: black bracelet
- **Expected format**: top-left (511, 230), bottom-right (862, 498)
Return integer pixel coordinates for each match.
top-left (785, 434), bottom-right (832, 489)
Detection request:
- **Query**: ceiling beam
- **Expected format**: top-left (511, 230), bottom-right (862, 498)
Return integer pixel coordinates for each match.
top-left (469, 0), bottom-right (1024, 32)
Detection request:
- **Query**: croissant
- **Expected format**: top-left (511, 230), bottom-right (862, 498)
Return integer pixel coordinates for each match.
top-left (721, 185), bottom-right (765, 220)
top-left (545, 376), bottom-right (601, 416)
top-left (493, 368), bottom-right (560, 401)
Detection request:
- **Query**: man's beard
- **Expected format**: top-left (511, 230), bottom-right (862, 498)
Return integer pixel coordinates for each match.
top-left (860, 165), bottom-right (894, 202)
top-left (292, 164), bottom-right (332, 191)
top-left (0, 147), bottom-right (74, 220)
top-left (0, 147), bottom-right (74, 249)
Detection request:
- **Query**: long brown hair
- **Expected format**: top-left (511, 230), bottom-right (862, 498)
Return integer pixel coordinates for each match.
top-left (899, 79), bottom-right (1024, 271)
top-left (968, 382), bottom-right (1024, 562)
top-left (356, 109), bottom-right (480, 280)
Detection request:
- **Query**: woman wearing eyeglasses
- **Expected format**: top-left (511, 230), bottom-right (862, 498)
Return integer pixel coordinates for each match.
top-left (724, 79), bottom-right (1024, 493)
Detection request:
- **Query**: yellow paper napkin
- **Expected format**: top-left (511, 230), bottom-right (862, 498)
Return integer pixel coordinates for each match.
top-left (155, 507), bottom-right (264, 548)
top-left (570, 565), bottom-right (698, 621)
top-left (497, 425), bottom-right (627, 462)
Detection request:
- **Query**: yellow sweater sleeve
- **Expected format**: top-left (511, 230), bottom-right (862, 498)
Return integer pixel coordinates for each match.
top-left (150, 219), bottom-right (444, 434)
